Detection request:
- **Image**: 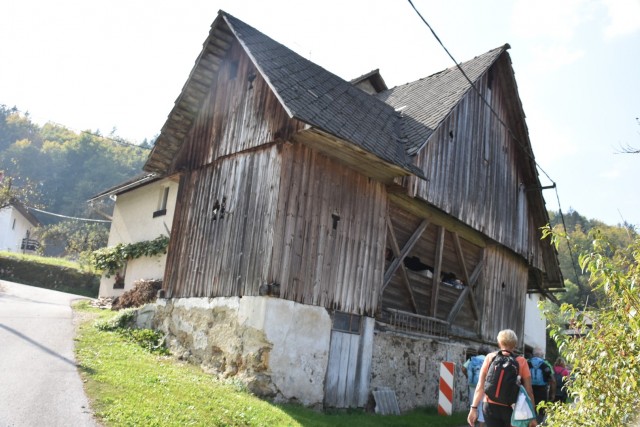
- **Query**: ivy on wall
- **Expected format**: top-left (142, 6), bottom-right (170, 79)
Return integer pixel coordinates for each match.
top-left (91, 235), bottom-right (169, 277)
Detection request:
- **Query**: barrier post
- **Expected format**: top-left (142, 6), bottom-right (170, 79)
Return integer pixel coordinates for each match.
top-left (438, 361), bottom-right (455, 415)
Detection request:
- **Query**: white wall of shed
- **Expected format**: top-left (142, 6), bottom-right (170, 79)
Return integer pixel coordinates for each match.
top-left (524, 293), bottom-right (547, 354)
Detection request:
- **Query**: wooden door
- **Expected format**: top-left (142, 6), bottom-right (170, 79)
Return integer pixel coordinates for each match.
top-left (324, 313), bottom-right (374, 408)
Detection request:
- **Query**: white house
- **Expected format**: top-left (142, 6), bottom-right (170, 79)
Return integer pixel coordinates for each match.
top-left (0, 200), bottom-right (41, 253)
top-left (524, 292), bottom-right (548, 354)
top-left (89, 174), bottom-right (178, 297)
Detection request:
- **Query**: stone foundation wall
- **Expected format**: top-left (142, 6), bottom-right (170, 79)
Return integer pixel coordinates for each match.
top-left (136, 296), bottom-right (332, 407)
top-left (370, 331), bottom-right (468, 412)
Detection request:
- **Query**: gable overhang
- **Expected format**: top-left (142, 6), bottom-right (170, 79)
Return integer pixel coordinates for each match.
top-left (292, 127), bottom-right (420, 183)
top-left (144, 14), bottom-right (235, 174)
top-left (144, 11), bottom-right (421, 181)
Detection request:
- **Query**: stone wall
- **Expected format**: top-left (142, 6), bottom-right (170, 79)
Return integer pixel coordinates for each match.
top-left (370, 331), bottom-right (468, 412)
top-left (136, 296), bottom-right (332, 407)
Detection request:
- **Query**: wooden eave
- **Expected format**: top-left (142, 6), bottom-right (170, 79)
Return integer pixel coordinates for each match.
top-left (292, 128), bottom-right (416, 184)
top-left (144, 18), bottom-right (235, 174)
top-left (388, 192), bottom-right (487, 249)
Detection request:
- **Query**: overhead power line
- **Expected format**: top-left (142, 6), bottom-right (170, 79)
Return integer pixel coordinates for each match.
top-left (407, 0), bottom-right (583, 291)
top-left (27, 206), bottom-right (111, 223)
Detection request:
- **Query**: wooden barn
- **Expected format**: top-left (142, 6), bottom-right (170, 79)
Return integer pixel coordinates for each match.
top-left (137, 10), bottom-right (562, 411)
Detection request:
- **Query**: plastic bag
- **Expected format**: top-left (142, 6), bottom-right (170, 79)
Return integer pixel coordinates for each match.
top-left (511, 385), bottom-right (536, 427)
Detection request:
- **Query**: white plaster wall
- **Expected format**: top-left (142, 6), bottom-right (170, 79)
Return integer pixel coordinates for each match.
top-left (239, 296), bottom-right (332, 404)
top-left (142, 296), bottom-right (332, 407)
top-left (99, 178), bottom-right (177, 297)
top-left (0, 206), bottom-right (36, 253)
top-left (524, 293), bottom-right (547, 353)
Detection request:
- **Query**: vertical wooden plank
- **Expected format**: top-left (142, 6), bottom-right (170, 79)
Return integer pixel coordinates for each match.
top-left (430, 226), bottom-right (445, 317)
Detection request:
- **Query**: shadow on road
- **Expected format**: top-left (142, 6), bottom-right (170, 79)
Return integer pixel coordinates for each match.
top-left (0, 323), bottom-right (78, 367)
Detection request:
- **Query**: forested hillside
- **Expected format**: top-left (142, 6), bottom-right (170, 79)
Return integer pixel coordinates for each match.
top-left (0, 104), bottom-right (150, 260)
top-left (0, 105), bottom-right (150, 218)
top-left (548, 209), bottom-right (637, 309)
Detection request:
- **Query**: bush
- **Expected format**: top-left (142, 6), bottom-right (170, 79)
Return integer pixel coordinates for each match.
top-left (543, 228), bottom-right (640, 426)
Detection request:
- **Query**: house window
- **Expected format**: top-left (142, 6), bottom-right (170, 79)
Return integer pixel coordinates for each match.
top-left (113, 265), bottom-right (126, 289)
top-left (12, 218), bottom-right (16, 230)
top-left (153, 186), bottom-right (170, 218)
top-left (332, 311), bottom-right (362, 334)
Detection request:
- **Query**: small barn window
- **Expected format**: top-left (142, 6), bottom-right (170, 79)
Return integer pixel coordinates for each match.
top-left (12, 218), bottom-right (16, 230)
top-left (332, 311), bottom-right (361, 334)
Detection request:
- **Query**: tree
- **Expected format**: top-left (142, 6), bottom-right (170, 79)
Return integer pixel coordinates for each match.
top-left (0, 171), bottom-right (42, 209)
top-left (541, 227), bottom-right (640, 426)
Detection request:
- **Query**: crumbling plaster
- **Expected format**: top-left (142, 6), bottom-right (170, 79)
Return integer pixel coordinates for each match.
top-left (136, 296), bottom-right (332, 406)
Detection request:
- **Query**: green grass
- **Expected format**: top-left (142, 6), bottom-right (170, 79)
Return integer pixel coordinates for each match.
top-left (73, 301), bottom-right (467, 426)
top-left (0, 250), bottom-right (84, 270)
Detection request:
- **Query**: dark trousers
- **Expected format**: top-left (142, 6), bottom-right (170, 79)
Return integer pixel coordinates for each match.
top-left (482, 402), bottom-right (513, 427)
top-left (532, 385), bottom-right (548, 422)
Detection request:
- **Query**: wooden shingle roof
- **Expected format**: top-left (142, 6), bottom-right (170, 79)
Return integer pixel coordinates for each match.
top-left (378, 45), bottom-right (509, 155)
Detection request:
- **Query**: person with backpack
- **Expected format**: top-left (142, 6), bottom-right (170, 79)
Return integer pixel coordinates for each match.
top-left (528, 348), bottom-right (556, 423)
top-left (467, 329), bottom-right (537, 427)
top-left (553, 358), bottom-right (571, 403)
top-left (462, 348), bottom-right (489, 426)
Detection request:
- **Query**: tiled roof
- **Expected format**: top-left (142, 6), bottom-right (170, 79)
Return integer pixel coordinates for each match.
top-left (144, 10), bottom-right (504, 178)
top-left (222, 12), bottom-right (419, 175)
top-left (377, 45), bottom-right (508, 154)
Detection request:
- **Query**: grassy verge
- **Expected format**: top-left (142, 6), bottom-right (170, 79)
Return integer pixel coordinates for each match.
top-left (73, 301), bottom-right (467, 426)
top-left (0, 251), bottom-right (99, 297)
top-left (0, 250), bottom-right (86, 270)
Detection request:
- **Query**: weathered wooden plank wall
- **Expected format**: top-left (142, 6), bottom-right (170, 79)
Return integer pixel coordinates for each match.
top-left (174, 39), bottom-right (301, 173)
top-left (406, 56), bottom-right (550, 278)
top-left (165, 139), bottom-right (388, 315)
top-left (165, 145), bottom-right (282, 297)
top-left (480, 244), bottom-right (528, 342)
top-left (269, 143), bottom-right (388, 315)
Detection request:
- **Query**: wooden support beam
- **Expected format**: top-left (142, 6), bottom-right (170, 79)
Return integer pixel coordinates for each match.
top-left (430, 226), bottom-right (445, 317)
top-left (467, 260), bottom-right (483, 335)
top-left (452, 233), bottom-right (470, 284)
top-left (383, 218), bottom-right (419, 313)
top-left (383, 218), bottom-right (429, 285)
top-left (447, 286), bottom-right (470, 324)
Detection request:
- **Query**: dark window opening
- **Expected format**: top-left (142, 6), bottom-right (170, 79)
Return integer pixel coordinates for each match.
top-left (113, 271), bottom-right (125, 289)
top-left (212, 196), bottom-right (227, 221)
top-left (153, 186), bottom-right (170, 218)
top-left (332, 311), bottom-right (361, 334)
top-left (331, 213), bottom-right (340, 230)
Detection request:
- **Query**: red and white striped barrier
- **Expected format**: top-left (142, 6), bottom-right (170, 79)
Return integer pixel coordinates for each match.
top-left (438, 361), bottom-right (455, 415)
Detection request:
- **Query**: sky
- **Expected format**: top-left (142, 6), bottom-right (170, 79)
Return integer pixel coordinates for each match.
top-left (1, 0), bottom-right (639, 226)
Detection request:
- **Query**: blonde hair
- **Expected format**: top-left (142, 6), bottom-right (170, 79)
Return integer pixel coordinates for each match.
top-left (497, 329), bottom-right (518, 350)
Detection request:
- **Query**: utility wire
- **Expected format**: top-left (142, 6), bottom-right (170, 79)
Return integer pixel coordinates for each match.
top-left (27, 206), bottom-right (111, 223)
top-left (407, 0), bottom-right (584, 292)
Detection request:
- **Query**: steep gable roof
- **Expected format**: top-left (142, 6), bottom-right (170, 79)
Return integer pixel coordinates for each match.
top-left (145, 11), bottom-right (422, 177)
top-left (378, 45), bottom-right (508, 154)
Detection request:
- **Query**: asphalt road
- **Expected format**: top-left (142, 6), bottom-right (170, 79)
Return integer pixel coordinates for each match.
top-left (0, 280), bottom-right (98, 427)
